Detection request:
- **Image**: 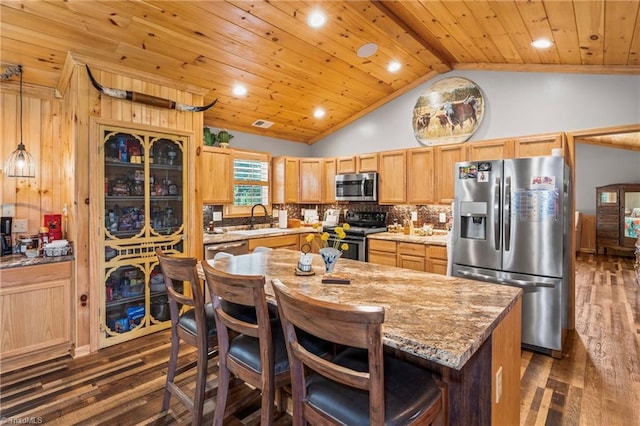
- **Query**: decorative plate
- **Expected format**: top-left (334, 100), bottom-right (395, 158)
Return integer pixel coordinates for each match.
top-left (412, 77), bottom-right (485, 146)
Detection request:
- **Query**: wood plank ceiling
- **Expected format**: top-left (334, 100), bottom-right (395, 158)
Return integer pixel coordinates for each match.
top-left (1, 1), bottom-right (639, 144)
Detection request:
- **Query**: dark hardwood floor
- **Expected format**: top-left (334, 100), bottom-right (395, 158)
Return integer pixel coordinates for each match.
top-left (1, 253), bottom-right (638, 425)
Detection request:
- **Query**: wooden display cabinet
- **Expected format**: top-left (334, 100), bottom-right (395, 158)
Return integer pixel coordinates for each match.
top-left (95, 124), bottom-right (189, 348)
top-left (596, 183), bottom-right (640, 255)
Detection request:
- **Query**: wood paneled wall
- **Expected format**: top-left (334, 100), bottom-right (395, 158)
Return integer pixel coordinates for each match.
top-left (0, 83), bottom-right (68, 232)
top-left (3, 55), bottom-right (208, 356)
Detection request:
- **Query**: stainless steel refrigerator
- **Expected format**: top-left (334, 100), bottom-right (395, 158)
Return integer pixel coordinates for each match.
top-left (452, 156), bottom-right (571, 357)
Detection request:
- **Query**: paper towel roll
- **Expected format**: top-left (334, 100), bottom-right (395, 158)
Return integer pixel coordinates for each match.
top-left (278, 210), bottom-right (288, 228)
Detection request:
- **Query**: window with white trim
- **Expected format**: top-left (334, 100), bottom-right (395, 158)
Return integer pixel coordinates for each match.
top-left (224, 150), bottom-right (270, 217)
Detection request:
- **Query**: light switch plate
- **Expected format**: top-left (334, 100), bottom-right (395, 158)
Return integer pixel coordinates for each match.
top-left (1, 204), bottom-right (15, 217)
top-left (12, 218), bottom-right (28, 233)
top-left (411, 211), bottom-right (418, 222)
top-left (439, 212), bottom-right (447, 223)
top-left (212, 212), bottom-right (223, 221)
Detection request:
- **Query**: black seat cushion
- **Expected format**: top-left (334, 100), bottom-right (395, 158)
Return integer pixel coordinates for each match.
top-left (305, 348), bottom-right (441, 426)
top-left (228, 317), bottom-right (290, 375)
top-left (178, 302), bottom-right (217, 338)
top-left (227, 319), bottom-right (332, 376)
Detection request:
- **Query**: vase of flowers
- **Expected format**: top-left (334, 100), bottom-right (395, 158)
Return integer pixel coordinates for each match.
top-left (305, 223), bottom-right (350, 273)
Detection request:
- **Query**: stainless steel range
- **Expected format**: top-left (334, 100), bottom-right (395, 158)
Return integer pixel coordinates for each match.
top-left (323, 211), bottom-right (388, 261)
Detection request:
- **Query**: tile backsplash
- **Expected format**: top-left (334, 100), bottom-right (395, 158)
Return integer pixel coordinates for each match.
top-left (203, 203), bottom-right (451, 230)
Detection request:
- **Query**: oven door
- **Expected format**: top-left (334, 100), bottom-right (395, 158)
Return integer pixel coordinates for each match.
top-left (328, 235), bottom-right (366, 261)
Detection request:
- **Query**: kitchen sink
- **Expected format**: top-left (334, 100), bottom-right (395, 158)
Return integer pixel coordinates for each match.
top-left (228, 228), bottom-right (285, 237)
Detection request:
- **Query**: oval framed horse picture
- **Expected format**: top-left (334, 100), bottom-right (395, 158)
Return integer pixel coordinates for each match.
top-left (412, 77), bottom-right (484, 146)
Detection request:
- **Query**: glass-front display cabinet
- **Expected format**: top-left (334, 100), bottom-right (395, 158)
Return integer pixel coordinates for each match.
top-left (97, 124), bottom-right (188, 347)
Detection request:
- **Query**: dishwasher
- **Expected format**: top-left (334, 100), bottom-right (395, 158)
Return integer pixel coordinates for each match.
top-left (204, 240), bottom-right (249, 260)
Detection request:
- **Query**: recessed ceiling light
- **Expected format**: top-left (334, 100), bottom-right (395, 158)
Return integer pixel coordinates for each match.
top-left (232, 84), bottom-right (247, 96)
top-left (357, 43), bottom-right (378, 58)
top-left (388, 61), bottom-right (401, 72)
top-left (314, 108), bottom-right (325, 119)
top-left (308, 10), bottom-right (326, 28)
top-left (531, 39), bottom-right (553, 49)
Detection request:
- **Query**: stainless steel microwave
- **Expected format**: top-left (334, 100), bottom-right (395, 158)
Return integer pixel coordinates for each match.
top-left (335, 172), bottom-right (378, 202)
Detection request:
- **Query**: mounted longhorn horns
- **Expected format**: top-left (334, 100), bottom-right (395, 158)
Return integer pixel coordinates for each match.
top-left (85, 65), bottom-right (217, 112)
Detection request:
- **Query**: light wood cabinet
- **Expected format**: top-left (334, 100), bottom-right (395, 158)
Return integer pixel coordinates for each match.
top-left (201, 146), bottom-right (233, 204)
top-left (322, 158), bottom-right (337, 203)
top-left (514, 133), bottom-right (563, 158)
top-left (248, 234), bottom-right (299, 251)
top-left (336, 154), bottom-right (378, 174)
top-left (357, 153), bottom-right (379, 172)
top-left (468, 138), bottom-right (514, 160)
top-left (299, 158), bottom-right (322, 203)
top-left (397, 242), bottom-right (426, 271)
top-left (426, 245), bottom-right (448, 275)
top-left (368, 239), bottom-right (397, 267)
top-left (336, 156), bottom-right (357, 174)
top-left (378, 150), bottom-right (407, 204)
top-left (435, 144), bottom-right (467, 204)
top-left (0, 261), bottom-right (73, 372)
top-left (406, 147), bottom-right (435, 204)
top-left (272, 157), bottom-right (299, 204)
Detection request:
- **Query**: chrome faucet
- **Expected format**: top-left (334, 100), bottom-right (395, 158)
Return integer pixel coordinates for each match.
top-left (249, 203), bottom-right (270, 229)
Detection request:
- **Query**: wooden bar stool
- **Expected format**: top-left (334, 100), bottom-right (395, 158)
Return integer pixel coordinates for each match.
top-left (272, 279), bottom-right (446, 426)
top-left (201, 261), bottom-right (291, 426)
top-left (156, 248), bottom-right (218, 426)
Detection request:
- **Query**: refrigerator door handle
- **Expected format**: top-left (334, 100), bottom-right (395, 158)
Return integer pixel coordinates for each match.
top-left (504, 176), bottom-right (511, 251)
top-left (456, 269), bottom-right (496, 282)
top-left (501, 278), bottom-right (555, 288)
top-left (494, 177), bottom-right (500, 249)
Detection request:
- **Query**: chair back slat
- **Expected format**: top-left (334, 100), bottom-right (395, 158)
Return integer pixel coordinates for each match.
top-left (272, 278), bottom-right (384, 392)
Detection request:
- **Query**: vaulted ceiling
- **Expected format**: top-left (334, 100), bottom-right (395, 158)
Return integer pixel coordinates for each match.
top-left (1, 1), bottom-right (639, 144)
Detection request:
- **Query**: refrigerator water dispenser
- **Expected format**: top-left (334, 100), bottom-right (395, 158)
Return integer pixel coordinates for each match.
top-left (459, 201), bottom-right (487, 240)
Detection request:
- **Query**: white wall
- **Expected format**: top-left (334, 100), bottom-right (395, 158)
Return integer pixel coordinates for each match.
top-left (310, 71), bottom-right (640, 157)
top-left (575, 144), bottom-right (640, 215)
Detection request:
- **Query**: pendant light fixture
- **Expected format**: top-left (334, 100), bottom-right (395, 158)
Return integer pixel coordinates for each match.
top-left (5, 65), bottom-right (36, 178)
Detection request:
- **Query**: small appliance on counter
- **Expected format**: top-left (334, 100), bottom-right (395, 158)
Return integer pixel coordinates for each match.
top-left (322, 209), bottom-right (340, 227)
top-left (1, 216), bottom-right (12, 256)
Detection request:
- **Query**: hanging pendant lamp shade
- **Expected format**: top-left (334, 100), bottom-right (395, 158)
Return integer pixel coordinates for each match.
top-left (5, 65), bottom-right (35, 178)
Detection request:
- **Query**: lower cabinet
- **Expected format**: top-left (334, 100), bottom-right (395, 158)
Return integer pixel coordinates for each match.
top-left (368, 239), bottom-right (397, 267)
top-left (368, 238), bottom-right (448, 274)
top-left (427, 246), bottom-right (448, 274)
top-left (397, 242), bottom-right (426, 271)
top-left (0, 261), bottom-right (73, 372)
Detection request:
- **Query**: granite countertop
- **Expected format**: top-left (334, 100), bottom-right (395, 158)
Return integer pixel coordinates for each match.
top-left (0, 253), bottom-right (74, 269)
top-left (203, 226), bottom-right (319, 245)
top-left (368, 231), bottom-right (449, 246)
top-left (202, 249), bottom-right (522, 370)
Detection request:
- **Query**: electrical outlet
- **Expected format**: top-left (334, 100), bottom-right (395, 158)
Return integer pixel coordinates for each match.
top-left (12, 218), bottom-right (28, 233)
top-left (1, 204), bottom-right (15, 217)
top-left (496, 366), bottom-right (503, 404)
top-left (439, 212), bottom-right (447, 223)
top-left (411, 211), bottom-right (418, 222)
top-left (212, 211), bottom-right (222, 222)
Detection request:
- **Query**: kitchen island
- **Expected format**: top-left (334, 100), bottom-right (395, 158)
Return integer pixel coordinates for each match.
top-left (204, 249), bottom-right (522, 425)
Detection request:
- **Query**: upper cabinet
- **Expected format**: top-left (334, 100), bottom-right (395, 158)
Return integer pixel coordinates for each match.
top-left (336, 154), bottom-right (378, 174)
top-left (378, 150), bottom-right (406, 204)
top-left (435, 144), bottom-right (467, 204)
top-left (406, 147), bottom-right (436, 204)
top-left (272, 157), bottom-right (299, 204)
top-left (357, 153), bottom-right (379, 172)
top-left (299, 158), bottom-right (323, 204)
top-left (201, 146), bottom-right (233, 204)
top-left (322, 158), bottom-right (337, 203)
top-left (468, 138), bottom-right (514, 160)
top-left (514, 133), bottom-right (564, 158)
